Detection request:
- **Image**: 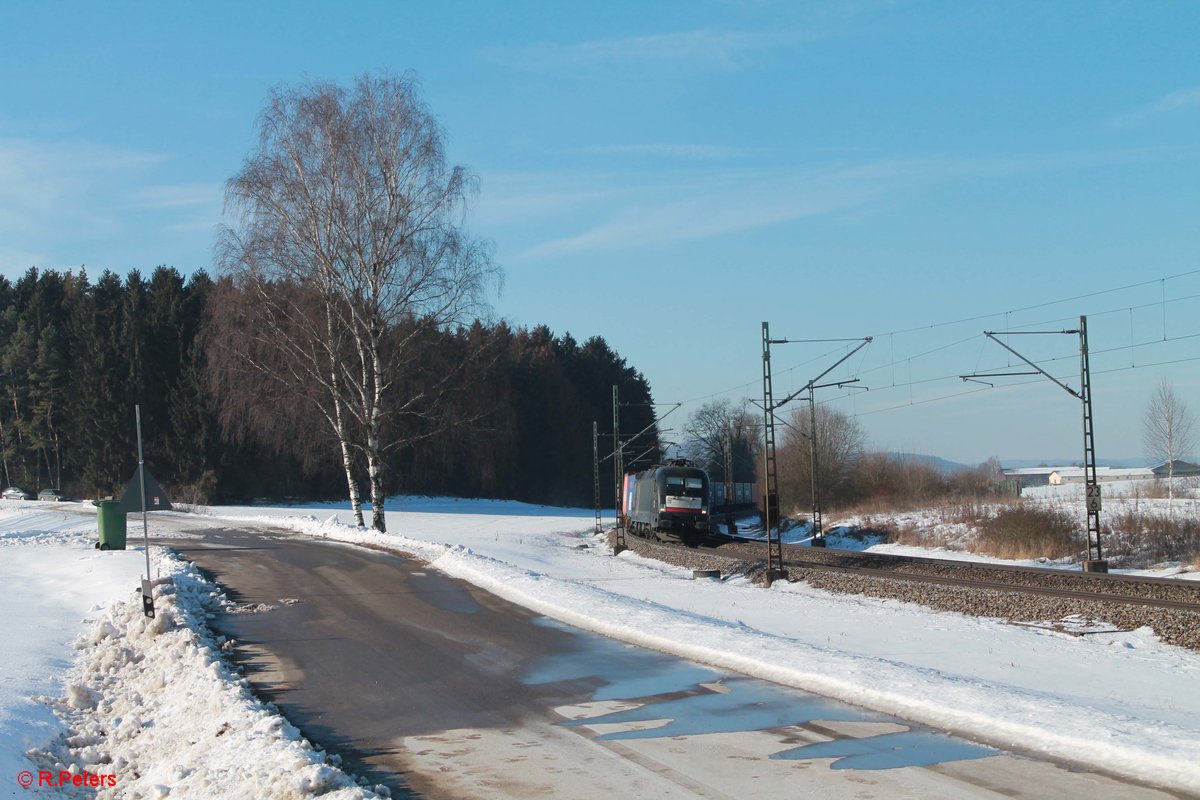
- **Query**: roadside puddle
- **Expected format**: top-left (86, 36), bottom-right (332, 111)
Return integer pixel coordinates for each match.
top-left (772, 729), bottom-right (999, 769)
top-left (526, 616), bottom-right (998, 771)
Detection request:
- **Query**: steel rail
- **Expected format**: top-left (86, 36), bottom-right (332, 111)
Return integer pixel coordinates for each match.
top-left (782, 557), bottom-right (1200, 613)
top-left (696, 535), bottom-right (1200, 610)
top-left (777, 543), bottom-right (1200, 597)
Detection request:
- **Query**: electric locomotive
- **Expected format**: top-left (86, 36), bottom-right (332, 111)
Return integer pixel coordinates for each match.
top-left (622, 462), bottom-right (711, 546)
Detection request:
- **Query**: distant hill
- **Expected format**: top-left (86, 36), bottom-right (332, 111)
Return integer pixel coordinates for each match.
top-left (1000, 458), bottom-right (1151, 469)
top-left (880, 453), bottom-right (973, 475)
top-left (871, 454), bottom-right (1159, 473)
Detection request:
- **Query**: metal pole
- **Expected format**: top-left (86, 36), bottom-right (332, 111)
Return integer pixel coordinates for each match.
top-left (761, 323), bottom-right (782, 579)
top-left (808, 387), bottom-right (824, 546)
top-left (766, 336), bottom-right (870, 554)
top-left (1080, 316), bottom-right (1107, 572)
top-left (136, 405), bottom-right (150, 579)
top-left (593, 420), bottom-right (602, 535)
top-left (613, 386), bottom-right (627, 552)
top-left (724, 425), bottom-right (734, 538)
top-left (966, 321), bottom-right (1106, 573)
top-left (136, 405), bottom-right (155, 618)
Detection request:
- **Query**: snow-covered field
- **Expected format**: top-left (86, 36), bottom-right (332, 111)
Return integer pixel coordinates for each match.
top-left (3, 492), bottom-right (1200, 797)
top-left (831, 479), bottom-right (1200, 576)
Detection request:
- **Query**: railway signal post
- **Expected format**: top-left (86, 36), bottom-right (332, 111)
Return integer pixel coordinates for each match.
top-left (962, 315), bottom-right (1107, 573)
top-left (760, 323), bottom-right (785, 583)
top-left (762, 324), bottom-right (872, 553)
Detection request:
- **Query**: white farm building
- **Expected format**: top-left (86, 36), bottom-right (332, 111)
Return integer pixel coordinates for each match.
top-left (1047, 467), bottom-right (1153, 485)
top-left (1005, 466), bottom-right (1155, 488)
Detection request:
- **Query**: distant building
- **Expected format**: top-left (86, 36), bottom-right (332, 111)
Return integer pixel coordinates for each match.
top-left (1003, 467), bottom-right (1057, 489)
top-left (1150, 460), bottom-right (1200, 478)
top-left (1048, 467), bottom-right (1154, 485)
top-left (1004, 465), bottom-right (1159, 488)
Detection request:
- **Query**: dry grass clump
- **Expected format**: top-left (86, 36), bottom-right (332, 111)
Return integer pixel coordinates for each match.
top-left (842, 487), bottom-right (1200, 569)
top-left (1102, 509), bottom-right (1200, 568)
top-left (869, 517), bottom-right (925, 547)
top-left (973, 505), bottom-right (1081, 560)
top-left (940, 502), bottom-right (991, 526)
top-left (860, 508), bottom-right (975, 552)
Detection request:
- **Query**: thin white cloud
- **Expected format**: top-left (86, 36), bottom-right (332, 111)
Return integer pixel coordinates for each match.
top-left (164, 218), bottom-right (223, 233)
top-left (483, 27), bottom-right (812, 70)
top-left (0, 245), bottom-right (48, 275)
top-left (130, 183), bottom-right (222, 210)
top-left (503, 144), bottom-right (1200, 261)
top-left (575, 143), bottom-right (757, 159)
top-left (0, 139), bottom-right (166, 221)
top-left (1111, 87), bottom-right (1200, 128)
top-left (0, 138), bottom-right (214, 277)
top-left (517, 166), bottom-right (878, 260)
top-left (474, 172), bottom-right (639, 227)
top-left (829, 145), bottom-right (1200, 185)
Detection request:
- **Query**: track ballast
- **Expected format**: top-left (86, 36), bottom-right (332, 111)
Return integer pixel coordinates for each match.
top-left (609, 529), bottom-right (1200, 651)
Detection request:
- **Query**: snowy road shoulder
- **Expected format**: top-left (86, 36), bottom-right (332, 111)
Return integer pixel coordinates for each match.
top-left (26, 548), bottom-right (387, 800)
top-left (1, 508), bottom-right (146, 798)
top-left (0, 504), bottom-right (387, 800)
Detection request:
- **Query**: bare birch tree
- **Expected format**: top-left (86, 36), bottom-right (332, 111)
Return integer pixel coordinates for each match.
top-left (212, 73), bottom-right (498, 531)
top-left (1142, 377), bottom-right (1197, 509)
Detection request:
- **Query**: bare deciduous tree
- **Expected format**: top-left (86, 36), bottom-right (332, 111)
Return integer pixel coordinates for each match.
top-left (682, 399), bottom-right (758, 482)
top-left (211, 72), bottom-right (498, 531)
top-left (205, 278), bottom-right (351, 482)
top-left (777, 404), bottom-right (864, 514)
top-left (1142, 377), bottom-right (1197, 509)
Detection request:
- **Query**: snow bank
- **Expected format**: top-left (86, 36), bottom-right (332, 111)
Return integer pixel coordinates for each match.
top-left (28, 548), bottom-right (387, 800)
top-left (0, 508), bottom-right (145, 797)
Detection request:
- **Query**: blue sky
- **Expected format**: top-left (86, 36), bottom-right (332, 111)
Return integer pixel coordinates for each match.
top-left (2, 1), bottom-right (1198, 464)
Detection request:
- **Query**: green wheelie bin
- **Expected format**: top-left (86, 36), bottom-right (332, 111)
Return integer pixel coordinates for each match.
top-left (95, 500), bottom-right (127, 550)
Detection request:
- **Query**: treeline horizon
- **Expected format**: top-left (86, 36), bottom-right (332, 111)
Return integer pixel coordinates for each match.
top-left (0, 266), bottom-right (659, 508)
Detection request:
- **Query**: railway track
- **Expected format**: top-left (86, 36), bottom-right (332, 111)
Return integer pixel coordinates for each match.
top-left (612, 530), bottom-right (1200, 650)
top-left (764, 541), bottom-right (1200, 612)
top-left (783, 555), bottom-right (1200, 612)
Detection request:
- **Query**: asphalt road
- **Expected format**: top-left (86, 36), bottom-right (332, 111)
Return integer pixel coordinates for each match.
top-left (159, 526), bottom-right (1181, 800)
top-left (159, 528), bottom-right (591, 796)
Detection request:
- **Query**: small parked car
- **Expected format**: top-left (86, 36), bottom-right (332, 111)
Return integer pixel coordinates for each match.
top-left (38, 488), bottom-right (68, 502)
top-left (1, 486), bottom-right (33, 500)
